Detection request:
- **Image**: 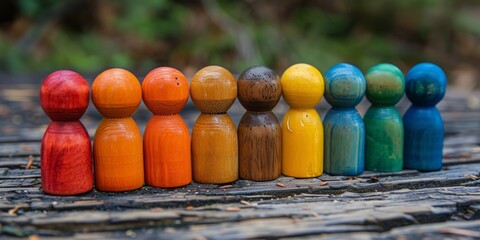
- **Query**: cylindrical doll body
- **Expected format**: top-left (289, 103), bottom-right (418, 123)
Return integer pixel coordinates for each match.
top-left (94, 117), bottom-right (144, 191)
top-left (364, 106), bottom-right (403, 171)
top-left (324, 108), bottom-right (364, 175)
top-left (282, 108), bottom-right (323, 177)
top-left (41, 122), bottom-right (93, 195)
top-left (192, 113), bottom-right (238, 183)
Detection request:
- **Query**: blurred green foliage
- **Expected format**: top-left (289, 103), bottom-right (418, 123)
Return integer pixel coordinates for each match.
top-left (0, 0), bottom-right (479, 76)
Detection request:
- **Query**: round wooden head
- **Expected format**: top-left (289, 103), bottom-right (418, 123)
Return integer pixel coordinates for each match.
top-left (237, 66), bottom-right (281, 112)
top-left (405, 62), bottom-right (446, 107)
top-left (190, 66), bottom-right (237, 114)
top-left (92, 68), bottom-right (142, 118)
top-left (40, 70), bottom-right (89, 121)
top-left (142, 67), bottom-right (189, 115)
top-left (280, 63), bottom-right (324, 109)
top-left (365, 63), bottom-right (405, 106)
top-left (324, 63), bottom-right (366, 108)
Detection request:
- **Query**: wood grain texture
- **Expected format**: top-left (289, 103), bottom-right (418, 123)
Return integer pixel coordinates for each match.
top-left (192, 114), bottom-right (238, 184)
top-left (237, 66), bottom-right (282, 181)
top-left (190, 66), bottom-right (238, 184)
top-left (92, 68), bottom-right (144, 192)
top-left (237, 66), bottom-right (282, 112)
top-left (364, 63), bottom-right (405, 172)
top-left (364, 107), bottom-right (403, 172)
top-left (324, 108), bottom-right (365, 176)
top-left (324, 63), bottom-right (365, 108)
top-left (324, 63), bottom-right (366, 176)
top-left (404, 106), bottom-right (444, 171)
top-left (94, 117), bottom-right (144, 192)
top-left (41, 121), bottom-right (93, 195)
top-left (91, 68), bottom-right (142, 118)
top-left (1, 80), bottom-right (479, 239)
top-left (142, 67), bottom-right (191, 188)
top-left (40, 70), bottom-right (92, 195)
top-left (238, 112), bottom-right (281, 181)
top-left (142, 67), bottom-right (189, 115)
top-left (404, 63), bottom-right (447, 171)
top-left (405, 63), bottom-right (446, 107)
top-left (144, 115), bottom-right (191, 188)
top-left (40, 70), bottom-right (89, 121)
top-left (190, 65), bottom-right (237, 114)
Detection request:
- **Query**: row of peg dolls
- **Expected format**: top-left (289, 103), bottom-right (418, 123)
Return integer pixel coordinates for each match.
top-left (40, 62), bottom-right (446, 195)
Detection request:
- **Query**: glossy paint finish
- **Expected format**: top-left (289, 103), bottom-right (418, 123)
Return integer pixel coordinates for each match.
top-left (324, 63), bottom-right (366, 176)
top-left (404, 63), bottom-right (446, 171)
top-left (364, 64), bottom-right (405, 172)
top-left (280, 63), bottom-right (324, 109)
top-left (281, 64), bottom-right (324, 178)
top-left (282, 108), bottom-right (323, 177)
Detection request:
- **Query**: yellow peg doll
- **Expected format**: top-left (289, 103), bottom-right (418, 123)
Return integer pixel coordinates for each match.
top-left (280, 64), bottom-right (325, 178)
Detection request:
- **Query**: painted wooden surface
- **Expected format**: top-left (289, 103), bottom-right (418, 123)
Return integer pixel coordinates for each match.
top-left (237, 66), bottom-right (282, 181)
top-left (404, 63), bottom-right (447, 171)
top-left (190, 66), bottom-right (238, 184)
top-left (40, 71), bottom-right (93, 195)
top-left (364, 63), bottom-right (405, 172)
top-left (92, 69), bottom-right (144, 192)
top-left (0, 75), bottom-right (479, 239)
top-left (281, 64), bottom-right (324, 178)
top-left (324, 63), bottom-right (366, 176)
top-left (142, 67), bottom-right (191, 188)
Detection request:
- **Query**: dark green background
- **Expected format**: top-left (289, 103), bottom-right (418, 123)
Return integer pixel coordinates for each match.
top-left (0, 0), bottom-right (479, 89)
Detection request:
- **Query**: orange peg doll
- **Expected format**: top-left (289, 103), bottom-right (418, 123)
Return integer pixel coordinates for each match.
top-left (92, 68), bottom-right (144, 192)
top-left (190, 66), bottom-right (238, 184)
top-left (142, 67), bottom-right (191, 188)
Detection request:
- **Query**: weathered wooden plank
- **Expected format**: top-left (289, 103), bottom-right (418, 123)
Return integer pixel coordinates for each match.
top-left (1, 186), bottom-right (479, 238)
top-left (0, 163), bottom-right (478, 214)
